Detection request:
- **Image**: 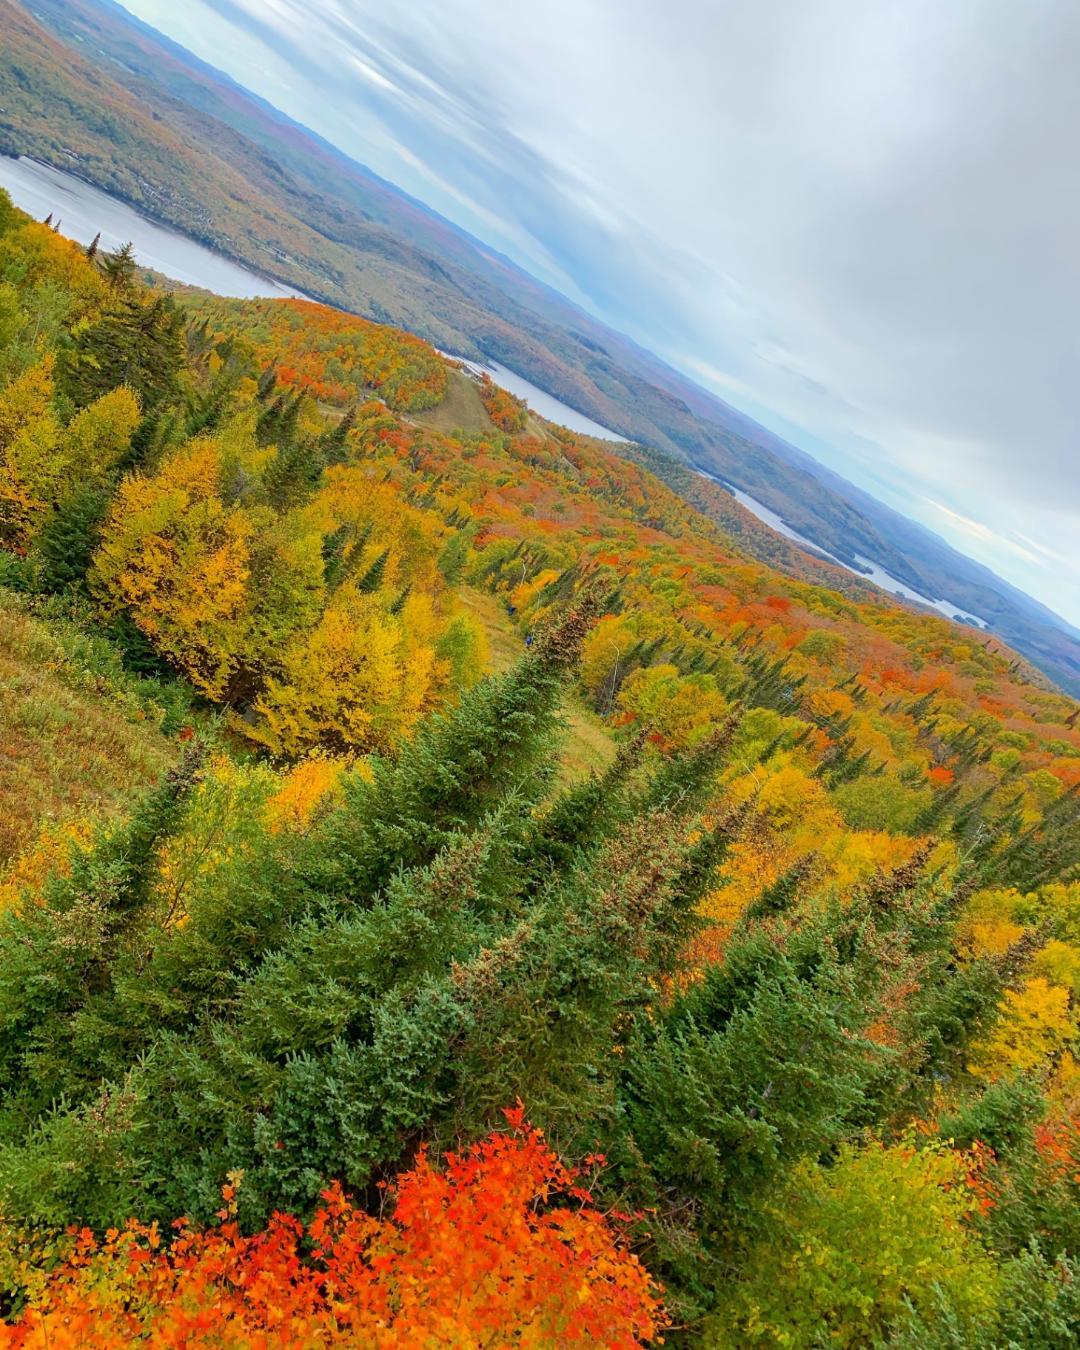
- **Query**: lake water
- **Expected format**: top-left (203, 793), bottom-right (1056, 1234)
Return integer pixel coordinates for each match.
top-left (448, 354), bottom-right (627, 441)
top-left (1, 155), bottom-right (627, 440)
top-left (698, 470), bottom-right (987, 628)
top-left (0, 155), bottom-right (305, 299)
top-left (3, 156), bottom-right (979, 621)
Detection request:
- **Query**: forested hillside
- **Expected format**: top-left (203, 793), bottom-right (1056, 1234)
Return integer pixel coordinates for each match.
top-left (3, 0), bottom-right (1079, 695)
top-left (0, 197), bottom-right (1078, 1345)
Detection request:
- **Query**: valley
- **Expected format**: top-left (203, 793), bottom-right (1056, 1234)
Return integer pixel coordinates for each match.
top-left (2, 0), bottom-right (1077, 693)
top-left (0, 5), bottom-right (1077, 1343)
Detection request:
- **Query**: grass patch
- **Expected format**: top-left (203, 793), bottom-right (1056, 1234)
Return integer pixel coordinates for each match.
top-left (411, 368), bottom-right (495, 438)
top-left (0, 590), bottom-right (177, 863)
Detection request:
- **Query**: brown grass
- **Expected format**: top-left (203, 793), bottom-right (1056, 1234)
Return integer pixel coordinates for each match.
top-left (411, 369), bottom-right (495, 438)
top-left (0, 594), bottom-right (173, 863)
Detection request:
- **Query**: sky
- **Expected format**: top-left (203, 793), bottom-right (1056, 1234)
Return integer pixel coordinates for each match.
top-left (125, 0), bottom-right (1080, 626)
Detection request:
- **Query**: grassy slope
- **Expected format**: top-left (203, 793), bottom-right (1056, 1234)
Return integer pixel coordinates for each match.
top-left (458, 587), bottom-right (615, 784)
top-left (0, 594), bottom-right (173, 862)
top-left (410, 369), bottom-right (495, 439)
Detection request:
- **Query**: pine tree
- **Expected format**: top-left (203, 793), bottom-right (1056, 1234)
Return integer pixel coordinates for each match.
top-left (305, 592), bottom-right (600, 907)
top-left (58, 294), bottom-right (184, 412)
top-left (742, 853), bottom-right (816, 921)
top-left (264, 436), bottom-right (324, 512)
top-left (34, 482), bottom-right (111, 594)
top-left (0, 744), bottom-right (205, 1111)
top-left (100, 241), bottom-right (137, 290)
top-left (356, 545), bottom-right (389, 594)
top-left (320, 405), bottom-right (356, 464)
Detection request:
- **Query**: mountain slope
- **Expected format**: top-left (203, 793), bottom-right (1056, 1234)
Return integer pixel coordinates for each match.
top-left (1, 200), bottom-right (1079, 1341)
top-left (2, 0), bottom-right (1077, 693)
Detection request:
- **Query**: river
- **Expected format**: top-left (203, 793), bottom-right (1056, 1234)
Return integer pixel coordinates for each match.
top-left (698, 471), bottom-right (987, 628)
top-left (0, 155), bottom-right (305, 299)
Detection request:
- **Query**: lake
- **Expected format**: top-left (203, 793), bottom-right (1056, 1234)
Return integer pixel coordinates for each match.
top-left (7, 156), bottom-right (968, 612)
top-left (0, 155), bottom-right (305, 299)
top-left (698, 471), bottom-right (987, 628)
top-left (1, 155), bottom-right (627, 441)
top-left (448, 354), bottom-right (628, 442)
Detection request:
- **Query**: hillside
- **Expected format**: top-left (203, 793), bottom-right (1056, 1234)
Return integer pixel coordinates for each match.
top-left (2, 0), bottom-right (1078, 695)
top-left (1, 198), bottom-right (1078, 1342)
top-left (0, 589), bottom-right (175, 863)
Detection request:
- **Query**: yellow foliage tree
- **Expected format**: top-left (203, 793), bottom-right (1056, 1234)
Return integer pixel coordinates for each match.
top-left (969, 976), bottom-right (1076, 1080)
top-left (60, 387), bottom-right (140, 486)
top-left (1033, 940), bottom-right (1080, 997)
top-left (617, 664), bottom-right (729, 749)
top-left (265, 755), bottom-right (348, 833)
top-left (312, 468), bottom-right (441, 595)
top-left (0, 358), bottom-right (60, 548)
top-left (0, 818), bottom-right (93, 914)
top-left (249, 586), bottom-right (439, 755)
top-left (90, 438), bottom-right (252, 697)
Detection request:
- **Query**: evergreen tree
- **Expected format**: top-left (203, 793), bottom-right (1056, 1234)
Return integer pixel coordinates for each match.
top-left (100, 241), bottom-right (138, 290)
top-left (34, 481), bottom-right (111, 594)
top-left (0, 744), bottom-right (205, 1112)
top-left (319, 404), bottom-right (356, 464)
top-left (263, 436), bottom-right (323, 512)
top-left (58, 294), bottom-right (184, 412)
top-left (356, 545), bottom-right (389, 594)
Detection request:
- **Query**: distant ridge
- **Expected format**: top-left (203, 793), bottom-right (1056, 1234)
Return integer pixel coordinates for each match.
top-left (3, 0), bottom-right (1078, 691)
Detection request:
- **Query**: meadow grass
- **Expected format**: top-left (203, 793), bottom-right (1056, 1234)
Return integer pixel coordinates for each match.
top-left (0, 590), bottom-right (175, 863)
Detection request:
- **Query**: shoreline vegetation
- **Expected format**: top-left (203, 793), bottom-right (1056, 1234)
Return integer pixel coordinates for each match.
top-left (3, 0), bottom-right (1078, 696)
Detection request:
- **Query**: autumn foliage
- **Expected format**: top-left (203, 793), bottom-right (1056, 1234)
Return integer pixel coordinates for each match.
top-left (477, 372), bottom-right (529, 432)
top-left (0, 1109), bottom-right (665, 1348)
top-left (2, 193), bottom-right (1079, 1346)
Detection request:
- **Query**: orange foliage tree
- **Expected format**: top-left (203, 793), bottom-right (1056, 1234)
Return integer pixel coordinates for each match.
top-left (0, 1108), bottom-right (666, 1348)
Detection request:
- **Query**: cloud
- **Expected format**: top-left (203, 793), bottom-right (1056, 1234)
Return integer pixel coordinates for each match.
top-left (127, 0), bottom-right (1080, 625)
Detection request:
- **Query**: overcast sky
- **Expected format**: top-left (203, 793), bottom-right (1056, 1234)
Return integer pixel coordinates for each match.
top-left (127, 0), bottom-right (1080, 626)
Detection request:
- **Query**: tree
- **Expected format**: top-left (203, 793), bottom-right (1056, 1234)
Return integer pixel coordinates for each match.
top-left (0, 358), bottom-right (62, 548)
top-left (707, 1142), bottom-right (997, 1347)
top-left (89, 437), bottom-right (253, 698)
top-left (60, 386), bottom-right (140, 486)
top-left (34, 481), bottom-right (111, 593)
top-left (968, 976), bottom-right (1076, 1081)
top-left (249, 586), bottom-right (434, 755)
top-left (58, 293), bottom-right (184, 412)
top-left (356, 544), bottom-right (390, 594)
top-left (0, 1112), bottom-right (667, 1348)
top-left (99, 240), bottom-right (137, 290)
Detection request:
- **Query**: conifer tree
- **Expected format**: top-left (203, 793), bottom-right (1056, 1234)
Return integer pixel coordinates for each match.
top-left (0, 744), bottom-right (205, 1111)
top-left (59, 293), bottom-right (184, 411)
top-left (356, 545), bottom-right (389, 594)
top-left (320, 404), bottom-right (356, 464)
top-left (34, 481), bottom-right (110, 594)
top-left (100, 241), bottom-right (137, 290)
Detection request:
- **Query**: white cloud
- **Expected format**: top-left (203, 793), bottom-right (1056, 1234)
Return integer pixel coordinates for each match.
top-left (127, 0), bottom-right (1080, 624)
